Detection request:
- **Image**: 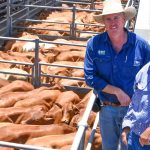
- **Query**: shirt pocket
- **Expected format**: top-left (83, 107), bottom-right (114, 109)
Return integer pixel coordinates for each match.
top-left (94, 56), bottom-right (112, 76)
top-left (123, 59), bottom-right (142, 78)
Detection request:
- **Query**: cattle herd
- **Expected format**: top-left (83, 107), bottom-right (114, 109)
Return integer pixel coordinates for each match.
top-left (0, 0), bottom-right (129, 149)
top-left (0, 79), bottom-right (102, 150)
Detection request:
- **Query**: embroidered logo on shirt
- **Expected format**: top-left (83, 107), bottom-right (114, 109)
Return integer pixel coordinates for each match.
top-left (98, 50), bottom-right (105, 55)
top-left (134, 60), bottom-right (141, 66)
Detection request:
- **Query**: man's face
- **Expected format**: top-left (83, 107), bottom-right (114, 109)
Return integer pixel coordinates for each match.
top-left (103, 13), bottom-right (126, 35)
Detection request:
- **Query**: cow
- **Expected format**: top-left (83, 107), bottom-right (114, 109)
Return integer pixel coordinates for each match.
top-left (3, 32), bottom-right (39, 52)
top-left (0, 85), bottom-right (63, 108)
top-left (0, 78), bottom-right (10, 88)
top-left (55, 50), bottom-right (85, 62)
top-left (25, 132), bottom-right (78, 149)
top-left (70, 90), bottom-right (96, 128)
top-left (61, 102), bottom-right (79, 124)
top-left (25, 129), bottom-right (102, 150)
top-left (0, 105), bottom-right (49, 123)
top-left (0, 147), bottom-right (15, 150)
top-left (0, 80), bottom-right (34, 95)
top-left (70, 108), bottom-right (96, 128)
top-left (45, 103), bottom-right (63, 124)
top-left (0, 86), bottom-right (49, 103)
top-left (0, 68), bottom-right (29, 82)
top-left (0, 123), bottom-right (76, 144)
top-left (15, 105), bottom-right (54, 125)
top-left (60, 145), bottom-right (71, 150)
top-left (55, 91), bottom-right (81, 106)
top-left (59, 79), bottom-right (86, 87)
top-left (45, 102), bottom-right (79, 125)
top-left (14, 89), bottom-right (62, 108)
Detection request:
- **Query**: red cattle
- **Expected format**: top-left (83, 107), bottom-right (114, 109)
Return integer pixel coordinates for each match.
top-left (0, 80), bottom-right (34, 95)
top-left (25, 129), bottom-right (102, 150)
top-left (0, 123), bottom-right (76, 143)
top-left (14, 89), bottom-right (62, 108)
top-left (55, 91), bottom-right (81, 106)
top-left (0, 105), bottom-right (48, 123)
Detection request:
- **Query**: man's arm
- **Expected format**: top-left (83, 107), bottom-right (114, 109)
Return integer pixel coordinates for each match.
top-left (122, 127), bottom-right (130, 145)
top-left (84, 39), bottom-right (108, 91)
top-left (102, 85), bottom-right (131, 106)
top-left (84, 40), bottom-right (131, 106)
top-left (121, 101), bottom-right (135, 145)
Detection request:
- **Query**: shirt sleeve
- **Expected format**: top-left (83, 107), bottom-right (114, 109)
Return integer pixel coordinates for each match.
top-left (84, 39), bottom-right (108, 91)
top-left (122, 102), bottom-right (135, 129)
top-left (122, 68), bottom-right (143, 129)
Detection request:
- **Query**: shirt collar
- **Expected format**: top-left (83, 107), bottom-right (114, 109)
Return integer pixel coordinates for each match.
top-left (103, 28), bottom-right (135, 46)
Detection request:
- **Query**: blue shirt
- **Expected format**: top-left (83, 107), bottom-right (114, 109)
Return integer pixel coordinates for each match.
top-left (122, 62), bottom-right (150, 136)
top-left (84, 29), bottom-right (150, 103)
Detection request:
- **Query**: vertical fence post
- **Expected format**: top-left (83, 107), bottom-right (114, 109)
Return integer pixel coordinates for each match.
top-left (125, 0), bottom-right (134, 30)
top-left (71, 5), bottom-right (76, 38)
top-left (78, 130), bottom-right (86, 150)
top-left (6, 0), bottom-right (12, 36)
top-left (43, 0), bottom-right (46, 6)
top-left (34, 39), bottom-right (40, 88)
top-left (90, 0), bottom-right (95, 9)
top-left (26, 0), bottom-right (30, 18)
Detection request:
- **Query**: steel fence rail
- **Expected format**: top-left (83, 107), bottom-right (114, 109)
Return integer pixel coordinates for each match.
top-left (0, 141), bottom-right (56, 150)
top-left (0, 36), bottom-right (86, 46)
top-left (10, 4), bottom-right (103, 38)
top-left (71, 92), bottom-right (96, 150)
top-left (0, 36), bottom-right (86, 87)
top-left (39, 62), bottom-right (84, 69)
top-left (86, 112), bottom-right (99, 150)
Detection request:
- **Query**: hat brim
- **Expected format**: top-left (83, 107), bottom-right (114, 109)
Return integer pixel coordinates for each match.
top-left (93, 6), bottom-right (136, 24)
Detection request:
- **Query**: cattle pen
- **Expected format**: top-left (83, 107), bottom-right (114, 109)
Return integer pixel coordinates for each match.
top-left (0, 0), bottom-right (148, 150)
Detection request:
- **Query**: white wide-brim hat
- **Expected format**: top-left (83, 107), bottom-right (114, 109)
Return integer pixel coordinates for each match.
top-left (93, 0), bottom-right (136, 24)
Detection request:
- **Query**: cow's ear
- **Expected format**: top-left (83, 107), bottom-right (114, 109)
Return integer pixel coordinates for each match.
top-left (72, 105), bottom-right (79, 115)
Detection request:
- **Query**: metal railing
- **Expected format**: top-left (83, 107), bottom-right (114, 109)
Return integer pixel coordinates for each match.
top-left (10, 4), bottom-right (103, 39)
top-left (0, 141), bottom-right (56, 150)
top-left (0, 36), bottom-right (88, 89)
top-left (71, 92), bottom-right (96, 150)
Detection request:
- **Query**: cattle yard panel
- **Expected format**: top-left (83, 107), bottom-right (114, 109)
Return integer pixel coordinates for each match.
top-left (10, 5), bottom-right (103, 40)
top-left (0, 36), bottom-right (36, 85)
top-left (8, 1), bottom-right (136, 40)
top-left (86, 112), bottom-right (99, 150)
top-left (0, 0), bottom-right (102, 39)
top-left (36, 39), bottom-right (92, 96)
top-left (54, 0), bottom-right (101, 9)
top-left (0, 0), bottom-right (137, 38)
top-left (71, 92), bottom-right (97, 150)
top-left (0, 36), bottom-right (90, 92)
top-left (0, 0), bottom-right (54, 37)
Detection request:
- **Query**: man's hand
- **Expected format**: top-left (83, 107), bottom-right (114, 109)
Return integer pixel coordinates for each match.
top-left (139, 127), bottom-right (150, 146)
top-left (102, 85), bottom-right (131, 106)
top-left (122, 127), bottom-right (130, 145)
top-left (114, 88), bottom-right (131, 106)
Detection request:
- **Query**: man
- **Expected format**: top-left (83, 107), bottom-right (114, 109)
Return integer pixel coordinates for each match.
top-left (122, 62), bottom-right (150, 150)
top-left (84, 0), bottom-right (150, 150)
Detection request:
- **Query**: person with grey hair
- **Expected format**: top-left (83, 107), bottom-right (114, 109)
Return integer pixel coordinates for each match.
top-left (84, 0), bottom-right (150, 150)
